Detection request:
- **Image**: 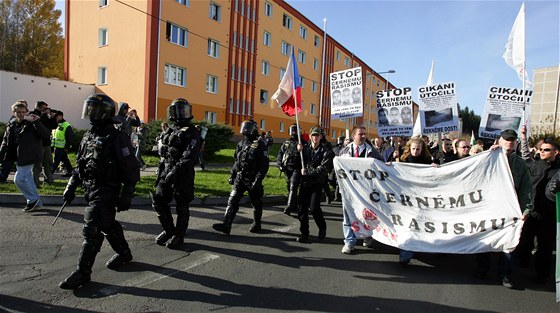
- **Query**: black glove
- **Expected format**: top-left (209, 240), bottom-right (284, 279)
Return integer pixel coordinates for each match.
top-left (164, 169), bottom-right (176, 184)
top-left (63, 187), bottom-right (75, 203)
top-left (63, 174), bottom-right (79, 203)
top-left (549, 179), bottom-right (559, 193)
top-left (228, 177), bottom-right (234, 185)
top-left (117, 197), bottom-right (132, 212)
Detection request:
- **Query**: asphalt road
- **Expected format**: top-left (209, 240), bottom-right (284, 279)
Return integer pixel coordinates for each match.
top-left (0, 200), bottom-right (558, 313)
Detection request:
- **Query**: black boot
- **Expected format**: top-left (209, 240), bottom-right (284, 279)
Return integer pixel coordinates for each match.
top-left (212, 223), bottom-right (231, 235)
top-left (155, 211), bottom-right (175, 245)
top-left (213, 205), bottom-right (237, 235)
top-left (249, 209), bottom-right (262, 233)
top-left (166, 206), bottom-right (189, 249)
top-left (59, 239), bottom-right (100, 289)
top-left (296, 234), bottom-right (309, 243)
top-left (106, 249), bottom-right (133, 269)
top-left (166, 235), bottom-right (184, 249)
top-left (59, 270), bottom-right (91, 289)
top-left (156, 231), bottom-right (174, 245)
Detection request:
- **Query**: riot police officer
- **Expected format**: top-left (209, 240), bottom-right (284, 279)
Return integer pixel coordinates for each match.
top-left (297, 127), bottom-right (334, 243)
top-left (59, 94), bottom-right (140, 289)
top-left (213, 120), bottom-right (269, 234)
top-left (277, 123), bottom-right (304, 215)
top-left (152, 98), bottom-right (203, 249)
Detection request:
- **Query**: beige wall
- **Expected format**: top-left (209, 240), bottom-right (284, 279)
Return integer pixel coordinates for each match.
top-left (530, 66), bottom-right (560, 135)
top-left (68, 0), bottom-right (149, 119)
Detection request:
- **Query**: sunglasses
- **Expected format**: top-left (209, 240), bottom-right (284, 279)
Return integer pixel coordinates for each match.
top-left (460, 146), bottom-right (471, 149)
top-left (539, 148), bottom-right (556, 152)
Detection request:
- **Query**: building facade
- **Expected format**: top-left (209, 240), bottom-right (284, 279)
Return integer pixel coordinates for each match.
top-left (65, 0), bottom-right (394, 140)
top-left (530, 66), bottom-right (560, 136)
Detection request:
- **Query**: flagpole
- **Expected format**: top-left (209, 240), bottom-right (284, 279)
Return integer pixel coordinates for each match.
top-left (291, 47), bottom-right (305, 170)
top-left (318, 18), bottom-right (327, 127)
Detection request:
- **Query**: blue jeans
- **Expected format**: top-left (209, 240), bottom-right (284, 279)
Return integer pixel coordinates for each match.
top-left (399, 250), bottom-right (414, 262)
top-left (342, 208), bottom-right (356, 247)
top-left (14, 164), bottom-right (41, 205)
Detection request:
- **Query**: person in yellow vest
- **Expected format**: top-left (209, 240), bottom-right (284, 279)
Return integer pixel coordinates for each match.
top-left (51, 111), bottom-right (74, 177)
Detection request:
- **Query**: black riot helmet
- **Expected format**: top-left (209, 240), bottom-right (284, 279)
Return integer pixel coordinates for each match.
top-left (81, 94), bottom-right (117, 122)
top-left (240, 120), bottom-right (259, 138)
top-left (168, 98), bottom-right (193, 122)
top-left (117, 102), bottom-right (129, 117)
top-left (288, 123), bottom-right (300, 138)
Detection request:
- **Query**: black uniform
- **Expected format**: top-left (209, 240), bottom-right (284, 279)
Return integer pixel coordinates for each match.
top-left (152, 122), bottom-right (203, 248)
top-left (297, 140), bottom-right (334, 242)
top-left (277, 137), bottom-right (304, 214)
top-left (213, 125), bottom-right (269, 234)
top-left (59, 103), bottom-right (140, 290)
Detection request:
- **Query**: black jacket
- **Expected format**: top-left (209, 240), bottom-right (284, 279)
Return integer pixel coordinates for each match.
top-left (526, 158), bottom-right (560, 217)
top-left (0, 118), bottom-right (50, 166)
top-left (301, 143), bottom-right (334, 186)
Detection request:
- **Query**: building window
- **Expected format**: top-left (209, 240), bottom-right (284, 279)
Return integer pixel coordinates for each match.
top-left (260, 90), bottom-right (268, 103)
top-left (336, 51), bottom-right (341, 61)
top-left (281, 41), bottom-right (291, 55)
top-left (260, 119), bottom-right (266, 130)
top-left (262, 60), bottom-right (270, 75)
top-left (312, 81), bottom-right (317, 92)
top-left (344, 57), bottom-right (350, 66)
top-left (300, 76), bottom-right (305, 88)
top-left (263, 31), bottom-right (271, 46)
top-left (313, 58), bottom-right (318, 70)
top-left (264, 1), bottom-right (272, 16)
top-left (208, 39), bottom-right (219, 58)
top-left (299, 25), bottom-right (307, 39)
top-left (280, 68), bottom-right (285, 80)
top-left (206, 75), bottom-right (218, 93)
top-left (167, 23), bottom-right (188, 47)
top-left (310, 103), bottom-right (316, 115)
top-left (280, 121), bottom-right (285, 132)
top-left (99, 0), bottom-right (108, 8)
top-left (98, 28), bottom-right (108, 47)
top-left (282, 14), bottom-right (292, 29)
top-left (164, 64), bottom-right (186, 87)
top-left (176, 0), bottom-right (189, 6)
top-left (331, 129), bottom-right (336, 139)
top-left (97, 67), bottom-right (107, 85)
top-left (204, 111), bottom-right (217, 124)
top-left (209, 2), bottom-right (221, 21)
top-left (314, 35), bottom-right (320, 47)
top-left (297, 50), bottom-right (306, 64)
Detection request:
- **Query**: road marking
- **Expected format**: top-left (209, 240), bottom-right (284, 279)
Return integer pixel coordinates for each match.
top-left (271, 221), bottom-right (298, 233)
top-left (95, 253), bottom-right (219, 297)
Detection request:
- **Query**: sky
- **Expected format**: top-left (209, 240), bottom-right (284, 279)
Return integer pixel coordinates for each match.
top-left (285, 0), bottom-right (559, 116)
top-left (55, 0), bottom-right (559, 117)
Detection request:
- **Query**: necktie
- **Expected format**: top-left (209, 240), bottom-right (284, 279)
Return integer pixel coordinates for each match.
top-left (355, 145), bottom-right (359, 158)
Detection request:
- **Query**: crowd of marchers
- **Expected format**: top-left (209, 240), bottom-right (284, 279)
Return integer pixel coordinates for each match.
top-left (1, 97), bottom-right (558, 291)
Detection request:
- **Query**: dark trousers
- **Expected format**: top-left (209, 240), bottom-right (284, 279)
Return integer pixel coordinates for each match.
top-left (53, 148), bottom-right (73, 174)
top-left (78, 185), bottom-right (129, 274)
top-left (476, 252), bottom-right (513, 278)
top-left (223, 182), bottom-right (264, 226)
top-left (284, 168), bottom-right (301, 211)
top-left (516, 214), bottom-right (556, 280)
top-left (297, 183), bottom-right (326, 236)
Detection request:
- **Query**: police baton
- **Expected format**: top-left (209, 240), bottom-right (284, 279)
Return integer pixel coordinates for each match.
top-left (52, 200), bottom-right (69, 226)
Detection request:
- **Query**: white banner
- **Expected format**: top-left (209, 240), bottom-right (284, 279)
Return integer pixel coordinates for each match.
top-left (376, 87), bottom-right (414, 137)
top-left (479, 86), bottom-right (532, 140)
top-left (330, 67), bottom-right (363, 120)
top-left (417, 82), bottom-right (459, 134)
top-left (334, 150), bottom-right (524, 253)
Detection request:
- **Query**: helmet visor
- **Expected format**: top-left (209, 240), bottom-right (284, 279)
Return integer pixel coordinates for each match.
top-left (82, 99), bottom-right (116, 120)
top-left (168, 102), bottom-right (192, 120)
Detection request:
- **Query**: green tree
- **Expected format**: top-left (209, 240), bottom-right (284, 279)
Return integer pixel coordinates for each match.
top-left (458, 104), bottom-right (481, 135)
top-left (0, 0), bottom-right (63, 78)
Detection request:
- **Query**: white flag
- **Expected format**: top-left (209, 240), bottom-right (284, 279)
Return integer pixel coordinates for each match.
top-left (503, 2), bottom-right (532, 87)
top-left (412, 60), bottom-right (435, 137)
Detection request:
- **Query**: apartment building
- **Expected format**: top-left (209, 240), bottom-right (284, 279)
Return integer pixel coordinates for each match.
top-left (64, 0), bottom-right (394, 140)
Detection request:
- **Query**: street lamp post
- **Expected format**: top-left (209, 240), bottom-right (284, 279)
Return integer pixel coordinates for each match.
top-left (367, 70), bottom-right (395, 137)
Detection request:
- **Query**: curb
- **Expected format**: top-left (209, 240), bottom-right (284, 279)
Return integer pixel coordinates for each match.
top-left (0, 194), bottom-right (287, 207)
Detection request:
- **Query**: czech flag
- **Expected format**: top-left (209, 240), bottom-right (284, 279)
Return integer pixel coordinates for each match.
top-left (272, 47), bottom-right (302, 117)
